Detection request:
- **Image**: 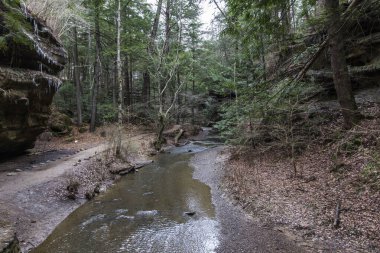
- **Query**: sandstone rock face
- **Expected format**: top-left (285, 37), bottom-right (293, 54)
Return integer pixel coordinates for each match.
top-left (305, 0), bottom-right (380, 92)
top-left (0, 1), bottom-right (67, 155)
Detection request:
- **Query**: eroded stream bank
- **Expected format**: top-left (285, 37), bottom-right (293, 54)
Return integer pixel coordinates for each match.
top-left (33, 141), bottom-right (305, 253)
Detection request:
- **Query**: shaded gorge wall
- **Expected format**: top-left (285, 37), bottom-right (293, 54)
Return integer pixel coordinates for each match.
top-left (0, 0), bottom-right (67, 155)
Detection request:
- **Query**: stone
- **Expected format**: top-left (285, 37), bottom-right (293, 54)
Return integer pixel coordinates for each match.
top-left (94, 185), bottom-right (100, 194)
top-left (38, 132), bottom-right (53, 142)
top-left (48, 110), bottom-right (72, 136)
top-left (78, 127), bottom-right (87, 133)
top-left (85, 192), bottom-right (95, 200)
top-left (0, 225), bottom-right (21, 253)
top-left (0, 1), bottom-right (67, 156)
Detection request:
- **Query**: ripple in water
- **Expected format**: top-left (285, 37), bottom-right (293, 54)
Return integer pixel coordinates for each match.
top-left (119, 218), bottom-right (219, 253)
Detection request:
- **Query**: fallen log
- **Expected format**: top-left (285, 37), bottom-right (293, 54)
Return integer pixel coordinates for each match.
top-left (174, 129), bottom-right (184, 146)
top-left (116, 160), bottom-right (154, 175)
top-left (333, 200), bottom-right (341, 229)
top-left (119, 167), bottom-right (136, 175)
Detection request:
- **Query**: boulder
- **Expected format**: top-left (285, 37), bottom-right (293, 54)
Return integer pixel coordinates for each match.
top-left (0, 1), bottom-right (67, 155)
top-left (48, 110), bottom-right (72, 135)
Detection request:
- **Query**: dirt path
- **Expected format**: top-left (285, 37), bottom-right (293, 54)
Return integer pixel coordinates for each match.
top-left (0, 132), bottom-right (154, 252)
top-left (191, 146), bottom-right (308, 253)
top-left (0, 145), bottom-right (107, 196)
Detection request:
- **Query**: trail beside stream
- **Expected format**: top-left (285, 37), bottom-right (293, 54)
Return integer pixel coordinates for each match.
top-left (0, 132), bottom-right (154, 252)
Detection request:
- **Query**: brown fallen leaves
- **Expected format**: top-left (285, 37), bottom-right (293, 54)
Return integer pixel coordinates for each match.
top-left (224, 103), bottom-right (380, 252)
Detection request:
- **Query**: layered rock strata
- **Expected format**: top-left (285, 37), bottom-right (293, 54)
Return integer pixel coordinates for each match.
top-left (0, 0), bottom-right (67, 155)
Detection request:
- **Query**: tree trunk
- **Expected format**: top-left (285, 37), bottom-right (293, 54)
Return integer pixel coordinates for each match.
top-left (325, 0), bottom-right (360, 128)
top-left (90, 0), bottom-right (102, 132)
top-left (124, 54), bottom-right (131, 107)
top-left (129, 59), bottom-right (133, 107)
top-left (113, 64), bottom-right (117, 106)
top-left (142, 0), bottom-right (164, 105)
top-left (72, 26), bottom-right (82, 126)
top-left (116, 0), bottom-right (123, 125)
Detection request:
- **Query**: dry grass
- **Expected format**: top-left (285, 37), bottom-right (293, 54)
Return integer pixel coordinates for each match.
top-left (58, 124), bottom-right (156, 200)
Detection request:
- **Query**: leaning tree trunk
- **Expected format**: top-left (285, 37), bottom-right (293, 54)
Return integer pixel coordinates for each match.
top-left (325, 0), bottom-right (360, 128)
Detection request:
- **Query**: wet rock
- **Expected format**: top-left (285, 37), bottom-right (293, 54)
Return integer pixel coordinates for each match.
top-left (0, 1), bottom-right (67, 156)
top-left (67, 193), bottom-right (76, 200)
top-left (6, 173), bottom-right (17, 177)
top-left (185, 211), bottom-right (196, 216)
top-left (85, 192), bottom-right (95, 200)
top-left (94, 185), bottom-right (101, 194)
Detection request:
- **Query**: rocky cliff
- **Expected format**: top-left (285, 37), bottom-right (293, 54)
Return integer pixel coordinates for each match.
top-left (267, 0), bottom-right (380, 95)
top-left (306, 0), bottom-right (380, 94)
top-left (0, 0), bottom-right (67, 155)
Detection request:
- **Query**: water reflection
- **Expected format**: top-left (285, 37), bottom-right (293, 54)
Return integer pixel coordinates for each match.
top-left (34, 146), bottom-right (219, 253)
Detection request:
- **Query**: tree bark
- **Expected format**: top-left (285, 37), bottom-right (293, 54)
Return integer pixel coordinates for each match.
top-left (142, 0), bottom-right (164, 105)
top-left (124, 54), bottom-right (131, 107)
top-left (72, 26), bottom-right (82, 126)
top-left (116, 0), bottom-right (123, 125)
top-left (325, 0), bottom-right (360, 128)
top-left (90, 0), bottom-right (102, 132)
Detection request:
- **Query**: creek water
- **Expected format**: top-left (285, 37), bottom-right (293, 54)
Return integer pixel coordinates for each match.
top-left (33, 139), bottom-right (221, 253)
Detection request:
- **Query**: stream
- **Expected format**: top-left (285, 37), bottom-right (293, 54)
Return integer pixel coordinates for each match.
top-left (33, 138), bottom-right (221, 253)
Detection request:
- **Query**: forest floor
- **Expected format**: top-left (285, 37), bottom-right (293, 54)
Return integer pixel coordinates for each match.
top-left (0, 125), bottom-right (156, 252)
top-left (223, 100), bottom-right (380, 252)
